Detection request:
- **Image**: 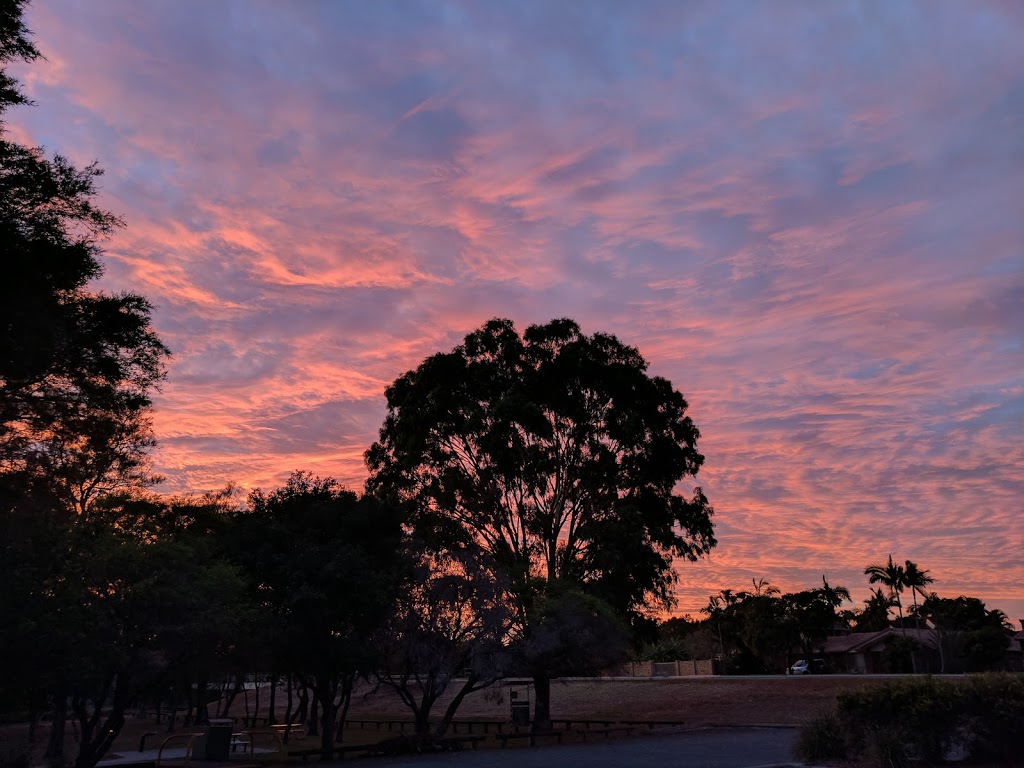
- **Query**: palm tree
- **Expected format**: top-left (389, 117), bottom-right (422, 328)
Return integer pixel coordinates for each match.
top-left (903, 560), bottom-right (934, 630)
top-left (865, 555), bottom-right (907, 633)
top-left (856, 588), bottom-right (897, 632)
top-left (750, 578), bottom-right (780, 597)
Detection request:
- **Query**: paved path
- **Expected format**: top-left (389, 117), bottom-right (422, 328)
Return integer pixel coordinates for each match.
top-left (368, 727), bottom-right (799, 768)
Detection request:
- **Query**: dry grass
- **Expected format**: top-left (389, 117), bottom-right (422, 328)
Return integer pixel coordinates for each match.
top-left (2, 675), bottom-right (885, 765)
top-left (346, 675), bottom-right (878, 726)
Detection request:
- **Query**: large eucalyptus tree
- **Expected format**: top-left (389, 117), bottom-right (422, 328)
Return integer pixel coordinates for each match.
top-left (366, 317), bottom-right (715, 728)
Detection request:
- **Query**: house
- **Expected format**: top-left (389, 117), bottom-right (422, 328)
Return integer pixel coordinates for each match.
top-left (823, 623), bottom-right (1024, 674)
top-left (822, 628), bottom-right (940, 674)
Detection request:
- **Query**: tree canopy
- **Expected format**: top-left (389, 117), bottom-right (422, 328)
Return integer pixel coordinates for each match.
top-left (0, 0), bottom-right (168, 516)
top-left (366, 317), bottom-right (715, 725)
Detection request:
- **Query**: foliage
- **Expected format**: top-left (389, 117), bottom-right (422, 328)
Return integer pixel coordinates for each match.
top-left (958, 673), bottom-right (1024, 764)
top-left (863, 727), bottom-right (911, 768)
top-left (1, 492), bottom-right (250, 768)
top-left (839, 676), bottom-right (961, 764)
top-left (864, 555), bottom-right (906, 630)
top-left (0, 82), bottom-right (168, 515)
top-left (638, 635), bottom-right (691, 663)
top-left (918, 594), bottom-right (1013, 672)
top-left (375, 547), bottom-right (514, 736)
top-left (835, 674), bottom-right (1024, 767)
top-left (793, 711), bottom-right (846, 762)
top-left (702, 576), bottom-right (849, 674)
top-left (854, 588), bottom-right (896, 632)
top-left (232, 472), bottom-right (407, 756)
top-left (366, 317), bottom-right (715, 725)
top-left (2, 33), bottom-right (170, 758)
top-left (880, 635), bottom-right (918, 674)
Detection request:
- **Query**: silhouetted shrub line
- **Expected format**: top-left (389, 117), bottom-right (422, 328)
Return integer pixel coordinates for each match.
top-left (793, 673), bottom-right (1024, 767)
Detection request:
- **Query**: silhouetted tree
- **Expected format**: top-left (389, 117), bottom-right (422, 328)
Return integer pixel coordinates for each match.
top-left (236, 473), bottom-right (406, 757)
top-left (918, 594), bottom-right (1012, 672)
top-left (375, 548), bottom-right (514, 739)
top-left (865, 556), bottom-right (907, 632)
top-left (903, 560), bottom-right (934, 630)
top-left (1, 8), bottom-right (169, 764)
top-left (855, 588), bottom-right (897, 632)
top-left (366, 318), bottom-right (715, 729)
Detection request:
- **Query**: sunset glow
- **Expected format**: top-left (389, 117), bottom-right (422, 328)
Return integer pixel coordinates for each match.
top-left (13, 1), bottom-right (1022, 619)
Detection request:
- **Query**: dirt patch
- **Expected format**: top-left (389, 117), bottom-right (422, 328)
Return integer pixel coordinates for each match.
top-left (346, 675), bottom-right (882, 727)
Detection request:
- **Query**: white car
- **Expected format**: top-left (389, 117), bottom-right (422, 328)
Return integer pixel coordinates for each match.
top-left (790, 659), bottom-right (825, 675)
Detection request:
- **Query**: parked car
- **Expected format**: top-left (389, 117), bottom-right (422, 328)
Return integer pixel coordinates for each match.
top-left (789, 658), bottom-right (826, 675)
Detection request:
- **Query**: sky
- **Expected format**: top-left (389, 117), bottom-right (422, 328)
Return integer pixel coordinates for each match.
top-left (10, 0), bottom-right (1023, 622)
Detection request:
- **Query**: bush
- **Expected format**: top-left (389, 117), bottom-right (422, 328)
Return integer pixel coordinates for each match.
top-left (794, 711), bottom-right (846, 762)
top-left (838, 676), bottom-right (960, 762)
top-left (863, 727), bottom-right (910, 768)
top-left (0, 746), bottom-right (30, 768)
top-left (835, 673), bottom-right (1024, 766)
top-left (958, 672), bottom-right (1024, 763)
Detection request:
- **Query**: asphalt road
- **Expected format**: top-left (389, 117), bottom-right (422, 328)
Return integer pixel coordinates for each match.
top-left (367, 727), bottom-right (799, 768)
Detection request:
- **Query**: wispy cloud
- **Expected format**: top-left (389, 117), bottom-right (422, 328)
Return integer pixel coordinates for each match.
top-left (12, 0), bottom-right (1023, 620)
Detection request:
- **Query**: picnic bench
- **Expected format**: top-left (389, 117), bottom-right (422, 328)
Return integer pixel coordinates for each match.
top-left (550, 718), bottom-right (617, 730)
top-left (496, 730), bottom-right (564, 747)
top-left (617, 718), bottom-right (687, 730)
top-left (343, 718), bottom-right (413, 733)
top-left (269, 722), bottom-right (308, 741)
top-left (574, 725), bottom-right (635, 741)
top-left (288, 743), bottom-right (376, 761)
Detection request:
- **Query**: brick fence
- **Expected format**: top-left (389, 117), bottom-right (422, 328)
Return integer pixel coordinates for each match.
top-left (605, 659), bottom-right (715, 676)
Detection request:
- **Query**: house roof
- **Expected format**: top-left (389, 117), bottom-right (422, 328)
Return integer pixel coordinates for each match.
top-left (823, 627), bottom-right (939, 654)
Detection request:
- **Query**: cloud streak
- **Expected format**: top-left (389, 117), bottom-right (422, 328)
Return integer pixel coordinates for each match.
top-left (12, 0), bottom-right (1023, 620)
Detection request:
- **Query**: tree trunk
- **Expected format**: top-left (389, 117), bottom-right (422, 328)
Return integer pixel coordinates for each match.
top-left (283, 675), bottom-right (294, 727)
top-left (295, 684), bottom-right (308, 728)
top-left (252, 680), bottom-right (260, 726)
top-left (73, 708), bottom-right (125, 768)
top-left (46, 694), bottom-right (67, 768)
top-left (434, 677), bottom-right (479, 738)
top-left (314, 680), bottom-right (338, 759)
top-left (166, 699), bottom-right (177, 733)
top-left (267, 674), bottom-right (277, 725)
top-left (196, 676), bottom-right (209, 723)
top-left (531, 674), bottom-right (551, 733)
top-left (308, 693), bottom-right (318, 736)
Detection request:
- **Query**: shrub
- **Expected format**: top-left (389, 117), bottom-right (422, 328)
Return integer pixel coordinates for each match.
top-left (958, 672), bottom-right (1024, 763)
top-left (863, 727), bottom-right (910, 768)
top-left (793, 711), bottom-right (846, 762)
top-left (837, 673), bottom-right (1024, 766)
top-left (0, 746), bottom-right (30, 768)
top-left (838, 676), bottom-right (960, 762)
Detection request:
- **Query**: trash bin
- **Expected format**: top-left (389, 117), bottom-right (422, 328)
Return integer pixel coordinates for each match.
top-left (195, 719), bottom-right (233, 761)
top-left (509, 686), bottom-right (530, 726)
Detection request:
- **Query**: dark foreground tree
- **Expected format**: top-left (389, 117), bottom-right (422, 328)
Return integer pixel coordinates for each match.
top-left (1, 0), bottom-right (167, 522)
top-left (865, 556), bottom-right (907, 631)
top-left (375, 548), bottom-right (514, 739)
top-left (366, 318), bottom-right (715, 728)
top-left (235, 472), bottom-right (406, 757)
top-left (917, 594), bottom-right (1013, 672)
top-left (1, 7), bottom-right (169, 765)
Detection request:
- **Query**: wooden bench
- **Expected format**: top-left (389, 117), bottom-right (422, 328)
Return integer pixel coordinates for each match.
top-left (436, 735), bottom-right (485, 750)
top-left (270, 723), bottom-right (308, 741)
top-left (343, 718), bottom-right (413, 733)
top-left (497, 730), bottom-right (563, 747)
top-left (617, 719), bottom-right (686, 729)
top-left (575, 725), bottom-right (635, 741)
top-left (289, 743), bottom-right (374, 761)
top-left (551, 718), bottom-right (617, 730)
